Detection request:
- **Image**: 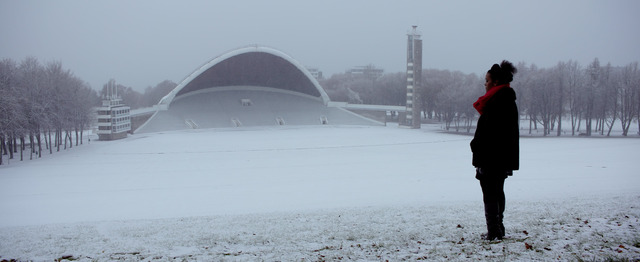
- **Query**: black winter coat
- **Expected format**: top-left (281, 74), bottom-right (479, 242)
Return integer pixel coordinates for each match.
top-left (470, 87), bottom-right (519, 171)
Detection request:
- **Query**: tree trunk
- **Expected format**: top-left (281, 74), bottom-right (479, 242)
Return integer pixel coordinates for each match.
top-left (606, 109), bottom-right (617, 137)
top-left (577, 117), bottom-right (582, 133)
top-left (44, 131), bottom-right (49, 150)
top-left (17, 136), bottom-right (21, 161)
top-left (0, 136), bottom-right (3, 165)
top-left (570, 113), bottom-right (576, 136)
top-left (48, 130), bottom-right (53, 154)
top-left (585, 118), bottom-right (592, 136)
top-left (68, 130), bottom-right (73, 148)
top-left (56, 129), bottom-right (61, 152)
top-left (606, 122), bottom-right (614, 136)
top-left (8, 134), bottom-right (14, 159)
top-left (37, 132), bottom-right (42, 158)
top-left (621, 122), bottom-right (629, 136)
top-left (13, 135), bottom-right (17, 154)
top-left (29, 134), bottom-right (33, 160)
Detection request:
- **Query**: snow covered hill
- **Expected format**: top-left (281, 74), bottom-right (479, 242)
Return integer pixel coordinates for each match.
top-left (1, 125), bottom-right (638, 261)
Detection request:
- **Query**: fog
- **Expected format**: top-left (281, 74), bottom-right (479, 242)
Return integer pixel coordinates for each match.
top-left (1, 0), bottom-right (639, 91)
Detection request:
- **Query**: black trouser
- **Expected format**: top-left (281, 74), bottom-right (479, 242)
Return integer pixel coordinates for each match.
top-left (478, 169), bottom-right (507, 237)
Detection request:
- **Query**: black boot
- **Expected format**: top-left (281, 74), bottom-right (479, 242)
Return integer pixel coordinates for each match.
top-left (482, 222), bottom-right (503, 240)
top-left (482, 207), bottom-right (503, 240)
top-left (479, 175), bottom-right (506, 241)
top-left (499, 189), bottom-right (506, 238)
top-left (481, 232), bottom-right (503, 241)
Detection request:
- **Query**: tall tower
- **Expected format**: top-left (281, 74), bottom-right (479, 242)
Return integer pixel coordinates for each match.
top-left (402, 25), bottom-right (422, 128)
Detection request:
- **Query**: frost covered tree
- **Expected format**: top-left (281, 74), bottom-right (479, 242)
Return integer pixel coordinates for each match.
top-left (421, 69), bottom-right (447, 121)
top-left (516, 59), bottom-right (635, 136)
top-left (100, 80), bottom-right (144, 109)
top-left (617, 62), bottom-right (639, 136)
top-left (528, 67), bottom-right (562, 136)
top-left (513, 63), bottom-right (541, 134)
top-left (373, 73), bottom-right (406, 106)
top-left (319, 71), bottom-right (405, 106)
top-left (0, 57), bottom-right (98, 165)
top-left (562, 61), bottom-right (584, 136)
top-left (583, 59), bottom-right (604, 136)
top-left (0, 59), bottom-right (23, 164)
top-left (418, 69), bottom-right (481, 131)
top-left (597, 63), bottom-right (616, 136)
top-left (142, 80), bottom-right (177, 107)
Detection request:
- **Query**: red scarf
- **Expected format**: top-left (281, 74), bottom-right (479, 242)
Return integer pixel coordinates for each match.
top-left (473, 84), bottom-right (510, 115)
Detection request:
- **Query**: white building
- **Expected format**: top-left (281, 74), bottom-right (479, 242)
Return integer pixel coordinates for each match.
top-left (96, 80), bottom-right (131, 140)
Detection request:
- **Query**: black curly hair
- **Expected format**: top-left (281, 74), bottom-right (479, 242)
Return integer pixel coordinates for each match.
top-left (488, 60), bottom-right (518, 85)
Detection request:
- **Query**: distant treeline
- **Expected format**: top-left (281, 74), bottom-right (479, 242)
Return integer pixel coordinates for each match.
top-left (99, 79), bottom-right (177, 111)
top-left (321, 58), bottom-right (640, 136)
top-left (515, 59), bottom-right (639, 137)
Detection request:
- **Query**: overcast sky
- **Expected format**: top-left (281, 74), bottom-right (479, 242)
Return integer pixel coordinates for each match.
top-left (1, 0), bottom-right (638, 91)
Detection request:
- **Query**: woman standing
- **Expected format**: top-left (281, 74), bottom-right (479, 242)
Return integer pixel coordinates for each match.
top-left (470, 60), bottom-right (519, 240)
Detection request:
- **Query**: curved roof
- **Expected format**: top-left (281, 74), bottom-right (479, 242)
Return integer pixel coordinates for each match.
top-left (159, 46), bottom-right (330, 107)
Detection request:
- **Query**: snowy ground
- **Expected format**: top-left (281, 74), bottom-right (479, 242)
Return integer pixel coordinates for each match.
top-left (0, 124), bottom-right (639, 261)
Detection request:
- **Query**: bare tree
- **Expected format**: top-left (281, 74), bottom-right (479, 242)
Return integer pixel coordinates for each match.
top-left (0, 57), bottom-right (98, 165)
top-left (513, 63), bottom-right (540, 134)
top-left (421, 69), bottom-right (449, 121)
top-left (459, 73), bottom-right (483, 132)
top-left (374, 73), bottom-right (406, 106)
top-left (319, 71), bottom-right (406, 106)
top-left (533, 68), bottom-right (562, 136)
top-left (143, 80), bottom-right (177, 107)
top-left (100, 81), bottom-right (143, 109)
top-left (417, 69), bottom-right (481, 131)
top-left (598, 63), bottom-right (617, 136)
top-left (618, 62), bottom-right (639, 136)
top-left (0, 59), bottom-right (21, 164)
top-left (18, 57), bottom-right (48, 159)
top-left (562, 61), bottom-right (584, 136)
top-left (583, 58), bottom-right (603, 136)
top-left (553, 62), bottom-right (569, 136)
top-left (637, 68), bottom-right (640, 135)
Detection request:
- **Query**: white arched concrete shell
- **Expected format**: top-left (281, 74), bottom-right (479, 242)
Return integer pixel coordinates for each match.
top-left (158, 45), bottom-right (330, 108)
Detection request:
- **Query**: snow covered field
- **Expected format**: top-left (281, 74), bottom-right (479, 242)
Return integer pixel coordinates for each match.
top-left (1, 124), bottom-right (639, 261)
